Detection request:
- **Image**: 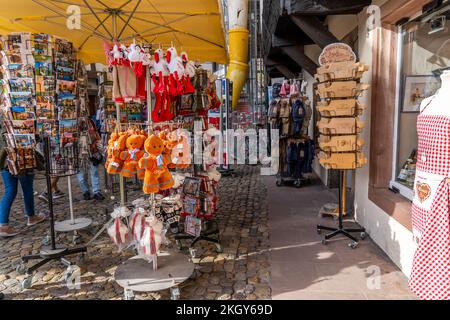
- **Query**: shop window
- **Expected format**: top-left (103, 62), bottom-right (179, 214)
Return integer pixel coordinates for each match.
top-left (391, 4), bottom-right (450, 200)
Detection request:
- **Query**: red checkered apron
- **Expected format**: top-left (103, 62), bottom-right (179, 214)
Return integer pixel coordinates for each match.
top-left (409, 98), bottom-right (450, 300)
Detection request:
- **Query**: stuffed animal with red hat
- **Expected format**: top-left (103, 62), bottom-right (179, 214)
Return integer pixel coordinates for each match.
top-left (166, 47), bottom-right (184, 96)
top-left (180, 51), bottom-right (196, 94)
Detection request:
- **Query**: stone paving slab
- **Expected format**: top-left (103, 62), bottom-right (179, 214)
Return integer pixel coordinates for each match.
top-left (264, 175), bottom-right (417, 300)
top-left (0, 166), bottom-right (270, 300)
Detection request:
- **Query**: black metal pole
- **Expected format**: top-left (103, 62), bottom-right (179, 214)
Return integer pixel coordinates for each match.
top-left (43, 136), bottom-right (56, 250)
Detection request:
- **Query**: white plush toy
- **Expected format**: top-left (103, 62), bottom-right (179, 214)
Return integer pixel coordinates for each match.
top-left (107, 217), bottom-right (130, 248)
top-left (127, 44), bottom-right (143, 63)
top-left (180, 51), bottom-right (196, 94)
top-left (110, 206), bottom-right (132, 219)
top-left (130, 209), bottom-right (146, 242)
top-left (165, 47), bottom-right (184, 96)
top-left (140, 215), bottom-right (164, 256)
top-left (150, 49), bottom-right (169, 92)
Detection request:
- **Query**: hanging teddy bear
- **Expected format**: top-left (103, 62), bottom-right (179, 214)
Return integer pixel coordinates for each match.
top-left (136, 130), bottom-right (148, 180)
top-left (106, 131), bottom-right (128, 175)
top-left (180, 51), bottom-right (196, 94)
top-left (138, 134), bottom-right (174, 194)
top-left (105, 132), bottom-right (119, 171)
top-left (171, 129), bottom-right (191, 169)
top-left (159, 129), bottom-right (180, 169)
top-left (120, 131), bottom-right (146, 178)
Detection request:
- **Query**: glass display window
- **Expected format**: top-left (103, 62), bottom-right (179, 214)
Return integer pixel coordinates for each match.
top-left (391, 4), bottom-right (450, 200)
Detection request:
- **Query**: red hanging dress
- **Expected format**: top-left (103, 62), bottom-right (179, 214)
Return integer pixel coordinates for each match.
top-left (409, 96), bottom-right (450, 300)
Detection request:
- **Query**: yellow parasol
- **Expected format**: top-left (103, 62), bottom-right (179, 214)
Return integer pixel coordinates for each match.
top-left (0, 0), bottom-right (228, 64)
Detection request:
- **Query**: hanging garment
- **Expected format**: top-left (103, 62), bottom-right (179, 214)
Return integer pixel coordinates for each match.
top-left (112, 65), bottom-right (137, 103)
top-left (279, 99), bottom-right (291, 137)
top-left (291, 99), bottom-right (305, 136)
top-left (409, 98), bottom-right (450, 300)
top-left (303, 139), bottom-right (314, 174)
top-left (286, 142), bottom-right (299, 178)
top-left (272, 83), bottom-right (282, 99)
top-left (268, 99), bottom-right (281, 130)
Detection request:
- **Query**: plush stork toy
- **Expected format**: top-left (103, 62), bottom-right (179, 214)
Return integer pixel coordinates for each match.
top-left (166, 47), bottom-right (184, 96)
top-left (180, 51), bottom-right (196, 94)
top-left (150, 49), bottom-right (169, 122)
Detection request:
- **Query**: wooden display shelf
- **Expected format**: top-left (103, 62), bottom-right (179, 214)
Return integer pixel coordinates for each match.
top-left (316, 81), bottom-right (369, 99)
top-left (317, 117), bottom-right (364, 135)
top-left (318, 151), bottom-right (367, 170)
top-left (315, 61), bottom-right (368, 83)
top-left (319, 135), bottom-right (364, 152)
top-left (317, 99), bottom-right (365, 117)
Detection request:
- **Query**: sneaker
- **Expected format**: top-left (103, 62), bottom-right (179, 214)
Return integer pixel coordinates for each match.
top-left (0, 225), bottom-right (19, 238)
top-left (27, 213), bottom-right (47, 227)
top-left (38, 192), bottom-right (49, 203)
top-left (83, 192), bottom-right (91, 201)
top-left (93, 192), bottom-right (105, 201)
top-left (52, 190), bottom-right (65, 199)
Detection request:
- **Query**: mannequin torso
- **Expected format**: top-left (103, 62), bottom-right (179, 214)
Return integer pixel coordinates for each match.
top-left (420, 71), bottom-right (450, 115)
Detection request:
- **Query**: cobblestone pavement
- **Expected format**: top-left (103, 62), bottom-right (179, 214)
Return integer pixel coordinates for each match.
top-left (0, 165), bottom-right (271, 300)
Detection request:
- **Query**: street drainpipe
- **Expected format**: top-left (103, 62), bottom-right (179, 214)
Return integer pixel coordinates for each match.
top-left (226, 0), bottom-right (249, 109)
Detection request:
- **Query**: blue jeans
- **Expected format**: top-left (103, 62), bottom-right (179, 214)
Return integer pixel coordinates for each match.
top-left (0, 170), bottom-right (35, 225)
top-left (77, 162), bottom-right (100, 194)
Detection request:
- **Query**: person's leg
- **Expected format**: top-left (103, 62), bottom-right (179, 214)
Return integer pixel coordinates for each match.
top-left (77, 168), bottom-right (90, 194)
top-left (90, 164), bottom-right (101, 194)
top-left (77, 167), bottom-right (92, 200)
top-left (0, 170), bottom-right (19, 225)
top-left (51, 176), bottom-right (59, 192)
top-left (90, 164), bottom-right (105, 200)
top-left (18, 174), bottom-right (35, 218)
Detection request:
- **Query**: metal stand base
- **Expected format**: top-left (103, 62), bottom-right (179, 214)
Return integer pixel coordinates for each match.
top-left (114, 250), bottom-right (194, 300)
top-left (55, 218), bottom-right (92, 232)
top-left (317, 170), bottom-right (366, 249)
top-left (18, 246), bottom-right (87, 289)
top-left (174, 220), bottom-right (222, 256)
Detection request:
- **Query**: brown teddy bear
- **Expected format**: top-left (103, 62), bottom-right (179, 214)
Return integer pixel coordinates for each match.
top-left (138, 134), bottom-right (174, 194)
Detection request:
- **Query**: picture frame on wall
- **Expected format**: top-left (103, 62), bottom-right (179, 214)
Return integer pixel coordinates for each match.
top-left (402, 75), bottom-right (441, 112)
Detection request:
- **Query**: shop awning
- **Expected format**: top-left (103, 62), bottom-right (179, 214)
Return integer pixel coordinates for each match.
top-left (0, 0), bottom-right (228, 64)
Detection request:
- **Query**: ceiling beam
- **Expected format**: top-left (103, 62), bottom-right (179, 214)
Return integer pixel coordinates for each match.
top-left (265, 58), bottom-right (297, 79)
top-left (287, 0), bottom-right (372, 15)
top-left (272, 35), bottom-right (298, 48)
top-left (290, 15), bottom-right (338, 49)
top-left (280, 45), bottom-right (318, 76)
top-left (274, 64), bottom-right (296, 79)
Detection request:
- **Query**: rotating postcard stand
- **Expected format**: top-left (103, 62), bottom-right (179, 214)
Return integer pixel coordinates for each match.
top-left (113, 64), bottom-right (194, 300)
top-left (17, 136), bottom-right (87, 290)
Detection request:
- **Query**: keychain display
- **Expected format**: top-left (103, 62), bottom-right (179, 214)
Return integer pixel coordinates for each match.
top-left (315, 43), bottom-right (369, 170)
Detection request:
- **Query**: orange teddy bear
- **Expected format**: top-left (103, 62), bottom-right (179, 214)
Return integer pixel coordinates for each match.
top-left (107, 132), bottom-right (128, 175)
top-left (105, 132), bottom-right (119, 170)
top-left (120, 132), bottom-right (146, 178)
top-left (136, 130), bottom-right (148, 180)
top-left (138, 134), bottom-right (174, 194)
